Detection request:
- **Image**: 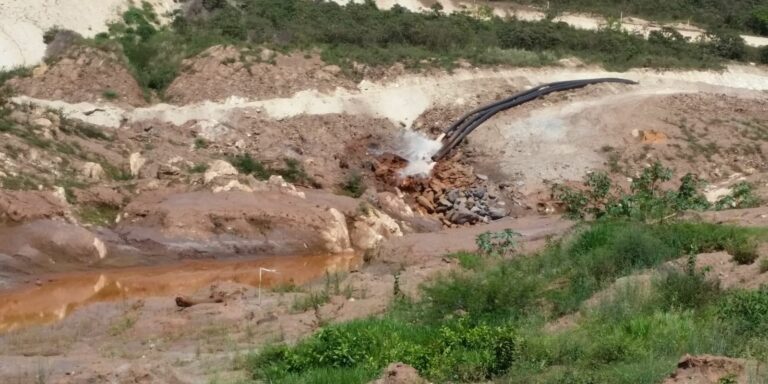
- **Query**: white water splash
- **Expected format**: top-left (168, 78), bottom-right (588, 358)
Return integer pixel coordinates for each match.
top-left (396, 130), bottom-right (442, 177)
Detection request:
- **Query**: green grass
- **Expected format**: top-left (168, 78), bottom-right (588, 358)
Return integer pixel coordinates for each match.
top-left (76, 204), bottom-right (120, 226)
top-left (102, 89), bottom-right (119, 100)
top-left (244, 220), bottom-right (768, 383)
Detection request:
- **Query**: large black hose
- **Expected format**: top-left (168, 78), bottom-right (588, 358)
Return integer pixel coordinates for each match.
top-left (432, 78), bottom-right (637, 161)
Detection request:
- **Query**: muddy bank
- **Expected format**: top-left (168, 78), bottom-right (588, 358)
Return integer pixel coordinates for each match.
top-left (0, 252), bottom-right (360, 332)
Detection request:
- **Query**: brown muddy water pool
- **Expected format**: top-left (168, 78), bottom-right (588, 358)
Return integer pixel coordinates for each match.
top-left (0, 252), bottom-right (360, 332)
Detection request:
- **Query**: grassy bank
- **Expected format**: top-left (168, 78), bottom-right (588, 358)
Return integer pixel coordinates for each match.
top-left (89, 0), bottom-right (758, 95)
top-left (496, 0), bottom-right (768, 37)
top-left (242, 220), bottom-right (768, 383)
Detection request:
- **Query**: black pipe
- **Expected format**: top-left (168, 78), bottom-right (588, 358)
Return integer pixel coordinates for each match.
top-left (432, 78), bottom-right (637, 161)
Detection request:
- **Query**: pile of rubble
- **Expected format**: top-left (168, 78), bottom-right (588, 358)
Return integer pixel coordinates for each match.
top-left (374, 153), bottom-right (509, 227)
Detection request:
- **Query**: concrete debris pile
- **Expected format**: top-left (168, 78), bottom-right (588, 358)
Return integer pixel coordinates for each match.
top-left (374, 153), bottom-right (508, 227)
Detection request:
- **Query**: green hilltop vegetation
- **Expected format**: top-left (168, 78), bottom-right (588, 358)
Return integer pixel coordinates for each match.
top-left (84, 0), bottom-right (767, 96)
top-left (240, 164), bottom-right (768, 383)
top-left (494, 0), bottom-right (768, 37)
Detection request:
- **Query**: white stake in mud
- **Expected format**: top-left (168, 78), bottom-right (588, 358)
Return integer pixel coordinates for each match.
top-left (258, 268), bottom-right (278, 305)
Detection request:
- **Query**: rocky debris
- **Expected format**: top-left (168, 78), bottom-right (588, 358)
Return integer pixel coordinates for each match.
top-left (129, 152), bottom-right (147, 177)
top-left (72, 186), bottom-right (124, 208)
top-left (377, 192), bottom-right (414, 220)
top-left (374, 154), bottom-right (509, 227)
top-left (204, 160), bottom-right (238, 184)
top-left (0, 190), bottom-right (68, 223)
top-left (195, 120), bottom-right (230, 142)
top-left (7, 46), bottom-right (146, 106)
top-left (80, 162), bottom-right (105, 181)
top-left (371, 363), bottom-right (426, 384)
top-left (164, 45), bottom-right (356, 104)
top-left (212, 180), bottom-right (253, 193)
top-left (323, 207), bottom-right (352, 253)
top-left (663, 355), bottom-right (747, 384)
top-left (268, 175), bottom-right (306, 199)
top-left (349, 205), bottom-right (403, 250)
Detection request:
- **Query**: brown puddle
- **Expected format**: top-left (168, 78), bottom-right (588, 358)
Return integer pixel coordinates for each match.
top-left (0, 252), bottom-right (361, 333)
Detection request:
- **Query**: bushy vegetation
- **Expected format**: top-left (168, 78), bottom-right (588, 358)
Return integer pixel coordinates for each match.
top-left (228, 154), bottom-right (316, 186)
top-left (89, 0), bottom-right (754, 96)
top-left (245, 219), bottom-right (768, 383)
top-left (553, 162), bottom-right (760, 221)
top-left (503, 0), bottom-right (768, 36)
top-left (339, 172), bottom-right (366, 198)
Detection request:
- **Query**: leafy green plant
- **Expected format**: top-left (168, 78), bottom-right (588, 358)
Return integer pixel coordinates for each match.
top-left (715, 182), bottom-right (761, 210)
top-left (717, 287), bottom-right (768, 336)
top-left (476, 229), bottom-right (521, 258)
top-left (554, 163), bottom-right (728, 222)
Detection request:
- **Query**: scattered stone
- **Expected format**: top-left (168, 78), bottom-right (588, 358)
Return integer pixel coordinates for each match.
top-left (488, 206), bottom-right (508, 220)
top-left (81, 162), bottom-right (105, 181)
top-left (32, 117), bottom-right (53, 128)
top-left (416, 195), bottom-right (435, 212)
top-left (93, 237), bottom-right (108, 259)
top-left (451, 207), bottom-right (480, 225)
top-left (212, 180), bottom-right (253, 193)
top-left (204, 160), bottom-right (238, 184)
top-left (129, 152), bottom-right (147, 177)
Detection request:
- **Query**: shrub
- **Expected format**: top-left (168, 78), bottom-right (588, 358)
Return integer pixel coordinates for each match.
top-left (726, 238), bottom-right (759, 265)
top-left (653, 269), bottom-right (721, 310)
top-left (102, 89), bottom-right (119, 100)
top-left (228, 153), bottom-right (269, 179)
top-left (339, 172), bottom-right (366, 198)
top-left (273, 158), bottom-right (316, 186)
top-left (705, 30), bottom-right (747, 60)
top-left (193, 137), bottom-right (208, 149)
top-left (717, 288), bottom-right (768, 335)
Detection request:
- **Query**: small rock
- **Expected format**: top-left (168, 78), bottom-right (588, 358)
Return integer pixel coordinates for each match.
top-left (204, 160), bottom-right (238, 183)
top-left (488, 206), bottom-right (508, 220)
top-left (31, 63), bottom-right (48, 78)
top-left (451, 208), bottom-right (480, 225)
top-left (476, 174), bottom-right (488, 181)
top-left (81, 162), bottom-right (105, 181)
top-left (446, 189), bottom-right (460, 203)
top-left (213, 180), bottom-right (253, 193)
top-left (416, 195), bottom-right (435, 212)
top-left (129, 152), bottom-right (147, 177)
top-left (32, 117), bottom-right (53, 128)
top-left (438, 197), bottom-right (451, 207)
top-left (322, 64), bottom-right (342, 75)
